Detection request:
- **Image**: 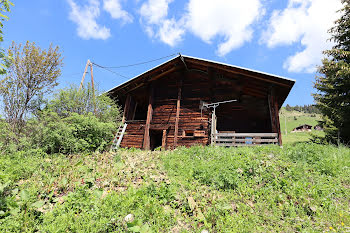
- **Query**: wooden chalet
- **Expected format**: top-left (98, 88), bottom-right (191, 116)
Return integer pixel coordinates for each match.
top-left (107, 55), bottom-right (295, 150)
top-left (292, 124), bottom-right (313, 132)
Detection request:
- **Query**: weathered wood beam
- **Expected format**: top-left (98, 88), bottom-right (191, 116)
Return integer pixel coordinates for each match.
top-left (274, 95), bottom-right (282, 146)
top-left (211, 110), bottom-right (217, 145)
top-left (268, 88), bottom-right (282, 146)
top-left (125, 83), bottom-right (145, 94)
top-left (173, 79), bottom-right (183, 148)
top-left (162, 129), bottom-right (167, 151)
top-left (131, 101), bottom-right (138, 121)
top-left (113, 60), bottom-right (179, 91)
top-left (148, 67), bottom-right (179, 82)
top-left (122, 95), bottom-right (131, 124)
top-left (143, 86), bottom-right (154, 150)
top-left (268, 90), bottom-right (276, 133)
top-left (188, 59), bottom-right (292, 88)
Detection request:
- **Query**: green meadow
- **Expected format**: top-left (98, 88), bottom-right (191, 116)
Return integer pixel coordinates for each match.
top-left (280, 109), bottom-right (324, 145)
top-left (0, 110), bottom-right (349, 232)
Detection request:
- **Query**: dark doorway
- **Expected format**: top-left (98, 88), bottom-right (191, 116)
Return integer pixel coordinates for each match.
top-left (150, 130), bottom-right (163, 150)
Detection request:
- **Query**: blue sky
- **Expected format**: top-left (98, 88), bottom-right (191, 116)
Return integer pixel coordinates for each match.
top-left (2, 0), bottom-right (343, 106)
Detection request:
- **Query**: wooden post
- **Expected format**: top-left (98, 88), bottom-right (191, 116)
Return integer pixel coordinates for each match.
top-left (89, 62), bottom-right (96, 114)
top-left (131, 102), bottom-right (138, 121)
top-left (268, 88), bottom-right (282, 146)
top-left (122, 95), bottom-right (131, 124)
top-left (211, 109), bottom-right (217, 145)
top-left (79, 60), bottom-right (96, 114)
top-left (208, 67), bottom-right (216, 145)
top-left (79, 60), bottom-right (90, 91)
top-left (162, 129), bottom-right (167, 150)
top-left (143, 86), bottom-right (154, 150)
top-left (173, 80), bottom-right (182, 148)
top-left (274, 97), bottom-right (282, 146)
top-left (268, 92), bottom-right (277, 133)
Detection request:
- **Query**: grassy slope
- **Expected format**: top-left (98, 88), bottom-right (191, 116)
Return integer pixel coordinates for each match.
top-left (280, 109), bottom-right (324, 145)
top-left (1, 144), bottom-right (349, 232)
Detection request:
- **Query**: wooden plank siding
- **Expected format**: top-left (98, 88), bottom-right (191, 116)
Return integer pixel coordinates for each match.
top-left (109, 55), bottom-right (294, 150)
top-left (119, 121), bottom-right (145, 149)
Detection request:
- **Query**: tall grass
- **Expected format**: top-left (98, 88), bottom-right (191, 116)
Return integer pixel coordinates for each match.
top-left (163, 144), bottom-right (350, 232)
top-left (0, 144), bottom-right (349, 232)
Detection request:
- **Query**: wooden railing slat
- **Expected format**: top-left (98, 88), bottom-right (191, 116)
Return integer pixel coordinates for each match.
top-left (215, 138), bottom-right (278, 143)
top-left (214, 133), bottom-right (278, 137)
top-left (212, 132), bottom-right (279, 146)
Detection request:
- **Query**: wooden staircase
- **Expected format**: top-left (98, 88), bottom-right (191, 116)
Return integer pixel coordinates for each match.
top-left (110, 123), bottom-right (128, 151)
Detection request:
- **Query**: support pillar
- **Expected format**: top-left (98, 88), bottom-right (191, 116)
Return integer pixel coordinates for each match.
top-left (173, 80), bottom-right (182, 148)
top-left (268, 88), bottom-right (282, 146)
top-left (143, 86), bottom-right (154, 150)
top-left (122, 95), bottom-right (131, 124)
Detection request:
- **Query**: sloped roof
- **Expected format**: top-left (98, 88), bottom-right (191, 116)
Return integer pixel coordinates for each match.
top-left (107, 54), bottom-right (295, 107)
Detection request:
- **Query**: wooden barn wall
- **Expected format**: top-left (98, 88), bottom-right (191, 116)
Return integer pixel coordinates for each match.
top-left (120, 69), bottom-right (280, 149)
top-left (120, 121), bottom-right (145, 149)
top-left (151, 72), bottom-right (211, 149)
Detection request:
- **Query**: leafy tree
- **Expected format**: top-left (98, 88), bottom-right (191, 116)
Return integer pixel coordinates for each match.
top-left (0, 0), bottom-right (13, 74)
top-left (314, 0), bottom-right (350, 144)
top-left (0, 41), bottom-right (63, 134)
top-left (23, 84), bottom-right (121, 154)
top-left (47, 84), bottom-right (122, 123)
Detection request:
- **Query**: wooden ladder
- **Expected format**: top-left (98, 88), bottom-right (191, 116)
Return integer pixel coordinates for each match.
top-left (110, 123), bottom-right (128, 151)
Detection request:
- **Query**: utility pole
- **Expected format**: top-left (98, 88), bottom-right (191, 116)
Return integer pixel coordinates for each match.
top-left (79, 59), bottom-right (96, 114)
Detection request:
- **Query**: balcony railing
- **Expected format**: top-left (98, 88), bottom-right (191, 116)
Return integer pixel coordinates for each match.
top-left (212, 132), bottom-right (279, 146)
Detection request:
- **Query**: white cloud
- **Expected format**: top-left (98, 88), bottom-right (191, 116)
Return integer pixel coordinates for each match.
top-left (139, 0), bottom-right (263, 55)
top-left (140, 0), bottom-right (172, 24)
top-left (185, 0), bottom-right (263, 56)
top-left (139, 0), bottom-right (185, 46)
top-left (67, 0), bottom-right (111, 40)
top-left (262, 0), bottom-right (342, 73)
top-left (103, 0), bottom-right (133, 24)
top-left (158, 19), bottom-right (186, 46)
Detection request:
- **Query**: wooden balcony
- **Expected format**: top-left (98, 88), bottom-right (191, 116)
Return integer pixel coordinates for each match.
top-left (212, 132), bottom-right (279, 146)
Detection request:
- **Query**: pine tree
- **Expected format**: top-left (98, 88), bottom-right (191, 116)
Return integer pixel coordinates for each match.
top-left (314, 0), bottom-right (350, 144)
top-left (285, 104), bottom-right (292, 111)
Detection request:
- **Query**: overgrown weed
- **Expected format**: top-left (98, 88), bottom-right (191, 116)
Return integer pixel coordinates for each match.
top-left (0, 144), bottom-right (349, 232)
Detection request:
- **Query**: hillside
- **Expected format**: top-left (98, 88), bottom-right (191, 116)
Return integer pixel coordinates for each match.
top-left (280, 109), bottom-right (324, 145)
top-left (1, 144), bottom-right (349, 232)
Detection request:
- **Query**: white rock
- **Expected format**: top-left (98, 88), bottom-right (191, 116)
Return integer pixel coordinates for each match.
top-left (124, 214), bottom-right (134, 223)
top-left (201, 230), bottom-right (209, 233)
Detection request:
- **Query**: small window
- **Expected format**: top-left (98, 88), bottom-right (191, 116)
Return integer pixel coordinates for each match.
top-left (182, 130), bottom-right (205, 138)
top-left (186, 131), bottom-right (194, 137)
top-left (182, 130), bottom-right (194, 137)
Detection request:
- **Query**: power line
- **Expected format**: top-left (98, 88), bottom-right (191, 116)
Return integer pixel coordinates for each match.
top-left (92, 53), bottom-right (178, 69)
top-left (92, 62), bottom-right (130, 79)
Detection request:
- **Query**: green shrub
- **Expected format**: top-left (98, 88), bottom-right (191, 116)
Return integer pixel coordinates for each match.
top-left (0, 84), bottom-right (122, 155)
top-left (0, 119), bottom-right (17, 154)
top-left (29, 112), bottom-right (116, 154)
